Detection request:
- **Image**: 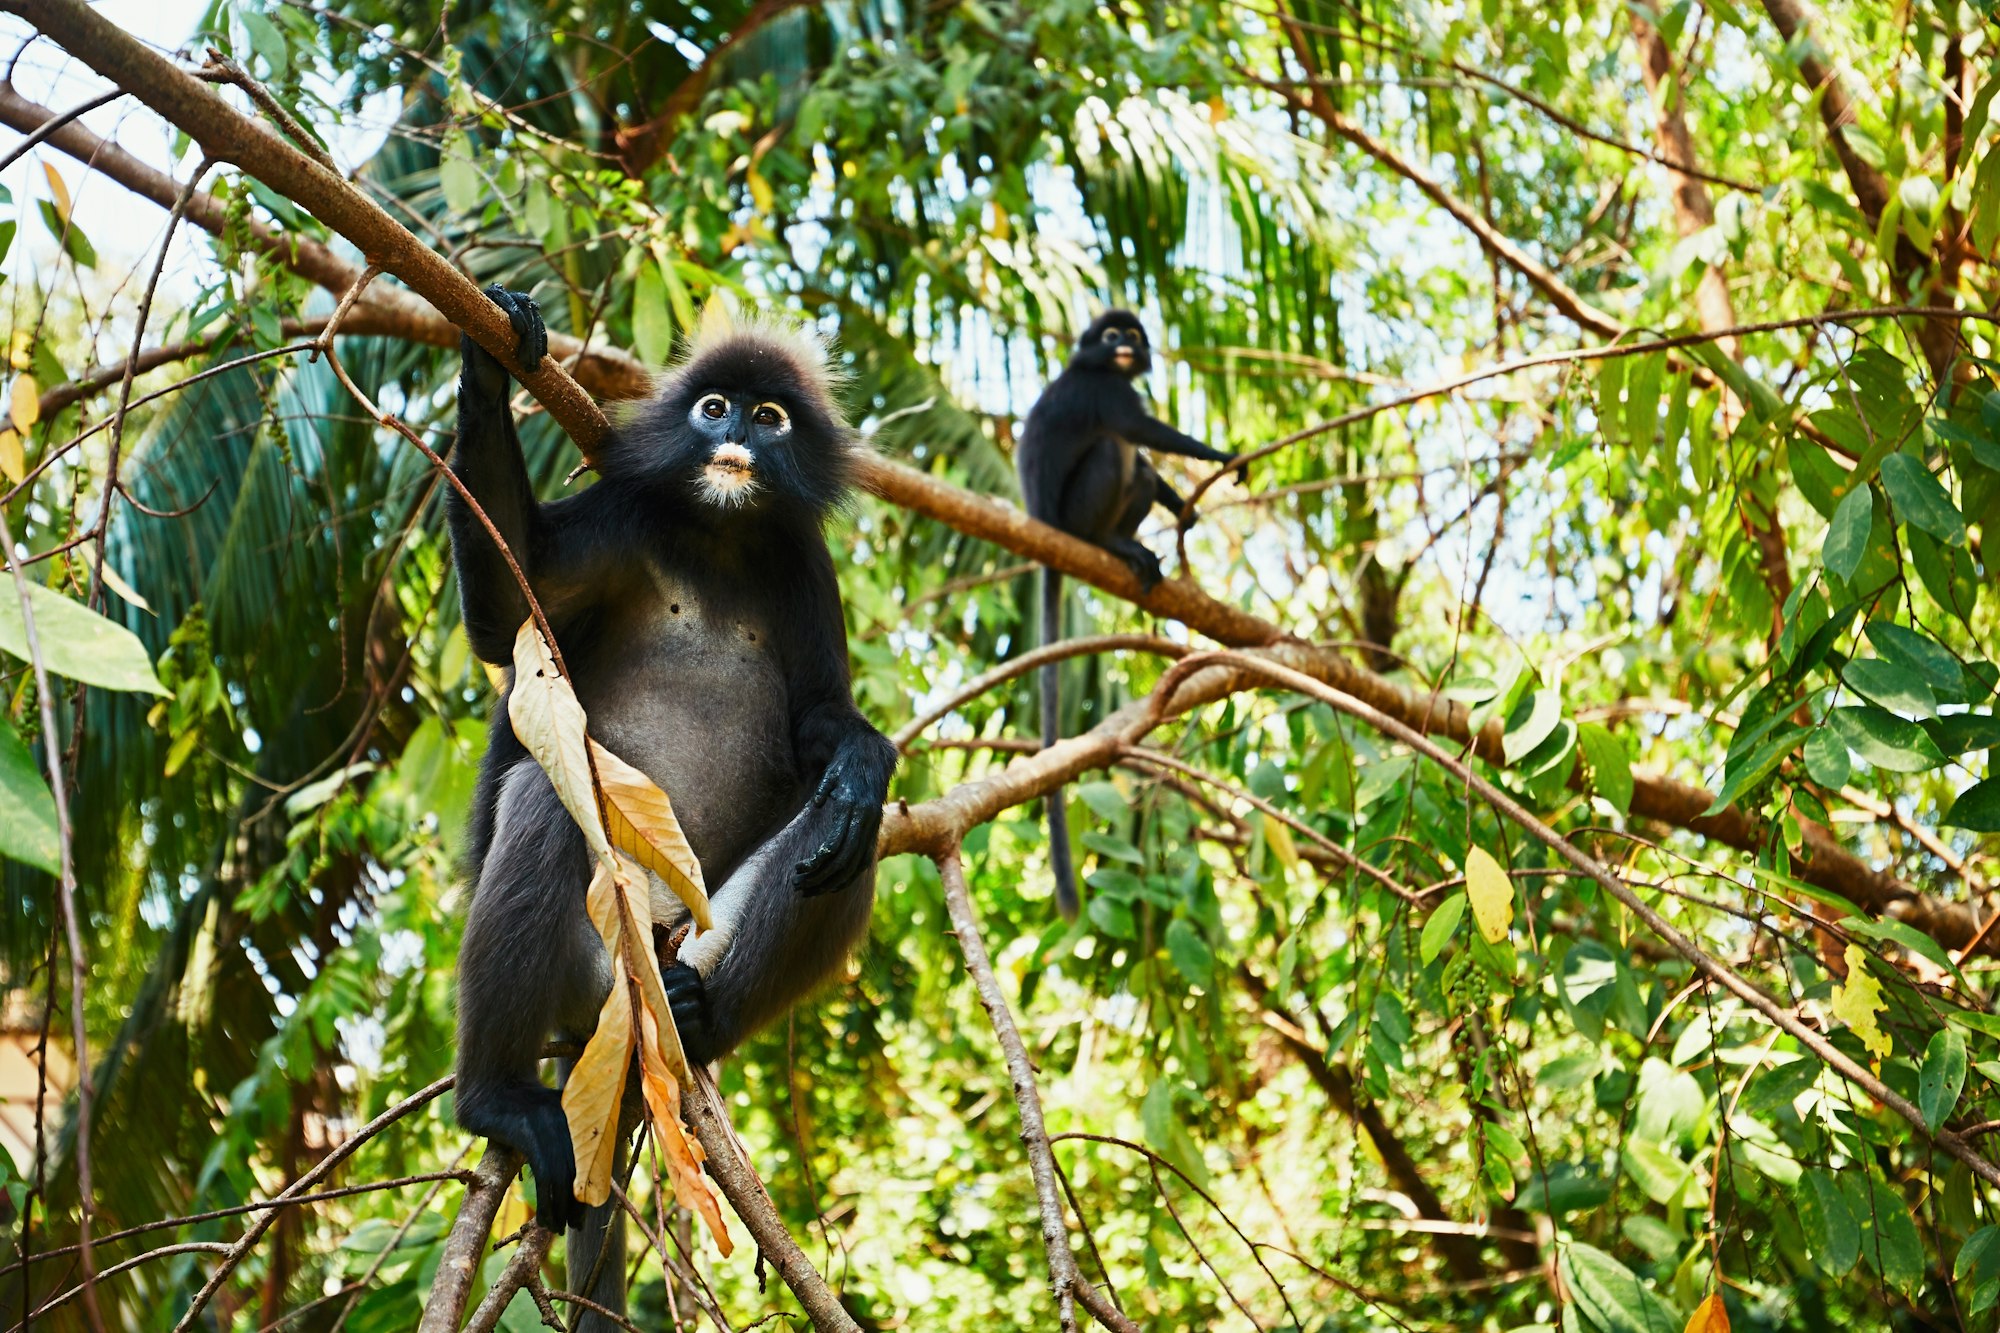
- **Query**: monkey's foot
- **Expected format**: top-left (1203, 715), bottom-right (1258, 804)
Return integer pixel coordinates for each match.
top-left (1111, 543), bottom-right (1163, 593)
top-left (662, 963), bottom-right (719, 1067)
top-left (458, 1080), bottom-right (583, 1230)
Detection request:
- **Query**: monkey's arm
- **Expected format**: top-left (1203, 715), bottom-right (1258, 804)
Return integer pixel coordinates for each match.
top-left (786, 549), bottom-right (897, 896)
top-left (449, 287), bottom-right (553, 662)
top-left (1108, 396), bottom-right (1237, 466)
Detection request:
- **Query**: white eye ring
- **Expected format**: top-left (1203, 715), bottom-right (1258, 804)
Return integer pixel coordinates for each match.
top-left (693, 393), bottom-right (728, 422)
top-left (752, 402), bottom-right (791, 434)
top-left (1101, 328), bottom-right (1121, 344)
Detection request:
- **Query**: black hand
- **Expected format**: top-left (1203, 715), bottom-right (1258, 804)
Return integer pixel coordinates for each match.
top-left (662, 962), bottom-right (718, 1067)
top-left (793, 756), bottom-right (885, 896)
top-left (461, 285), bottom-right (547, 399)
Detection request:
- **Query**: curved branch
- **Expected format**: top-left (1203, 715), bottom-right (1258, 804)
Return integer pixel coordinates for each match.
top-left (892, 633), bottom-right (1188, 750)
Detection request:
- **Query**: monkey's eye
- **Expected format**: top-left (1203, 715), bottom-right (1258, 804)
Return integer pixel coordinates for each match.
top-left (694, 393), bottom-right (728, 421)
top-left (1125, 329), bottom-right (1143, 343)
top-left (1101, 328), bottom-right (1122, 345)
top-left (751, 402), bottom-right (791, 432)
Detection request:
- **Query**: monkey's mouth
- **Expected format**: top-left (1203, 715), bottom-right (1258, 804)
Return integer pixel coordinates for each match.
top-left (1112, 348), bottom-right (1135, 368)
top-left (698, 442), bottom-right (759, 505)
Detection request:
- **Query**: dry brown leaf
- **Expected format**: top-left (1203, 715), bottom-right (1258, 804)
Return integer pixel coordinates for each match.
top-left (1684, 1293), bottom-right (1729, 1333)
top-left (590, 737), bottom-right (709, 929)
top-left (563, 976), bottom-right (634, 1208)
top-left (640, 1005), bottom-right (731, 1255)
top-left (0, 430), bottom-right (21, 486)
top-left (10, 375), bottom-right (39, 433)
top-left (508, 619), bottom-right (612, 862)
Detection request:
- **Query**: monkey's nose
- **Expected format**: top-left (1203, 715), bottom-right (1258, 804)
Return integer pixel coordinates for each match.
top-left (710, 442), bottom-right (754, 474)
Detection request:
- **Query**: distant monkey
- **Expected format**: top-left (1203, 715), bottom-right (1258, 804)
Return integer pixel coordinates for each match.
top-left (1014, 312), bottom-right (1237, 918)
top-left (448, 287), bottom-right (895, 1332)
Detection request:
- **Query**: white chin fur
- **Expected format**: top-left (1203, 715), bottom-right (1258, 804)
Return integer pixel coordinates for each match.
top-left (698, 465), bottom-right (758, 507)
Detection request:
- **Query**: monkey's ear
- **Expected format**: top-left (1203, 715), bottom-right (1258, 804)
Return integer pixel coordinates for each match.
top-left (698, 293), bottom-right (737, 345)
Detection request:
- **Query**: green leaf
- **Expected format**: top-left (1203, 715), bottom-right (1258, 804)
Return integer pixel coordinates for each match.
top-left (1621, 1136), bottom-right (1693, 1205)
top-left (1831, 705), bottom-right (1946, 772)
top-left (439, 133), bottom-right (483, 214)
top-left (1075, 781), bottom-right (1127, 823)
top-left (1419, 893), bottom-right (1464, 965)
top-left (1850, 1175), bottom-right (1924, 1293)
top-left (1578, 722), bottom-right (1632, 815)
top-left (1868, 623), bottom-right (1966, 699)
top-left (1822, 483), bottom-right (1874, 582)
top-left (1596, 356), bottom-right (1627, 450)
top-left (1704, 723), bottom-right (1805, 814)
top-left (1798, 1169), bottom-right (1860, 1275)
top-left (1164, 919), bottom-right (1213, 986)
top-left (1803, 727), bottom-right (1852, 788)
top-left (1881, 452), bottom-right (1967, 545)
top-left (633, 258), bottom-right (676, 366)
top-left (0, 582), bottom-right (167, 695)
top-left (36, 199), bottom-right (94, 268)
top-left (1957, 1226), bottom-right (2000, 1286)
top-left (1908, 527), bottom-right (1980, 625)
top-left (1946, 779), bottom-right (2000, 832)
top-left (1087, 895), bottom-right (1134, 939)
top-left (1559, 1242), bottom-right (1680, 1333)
top-left (1140, 1079), bottom-right (1209, 1189)
top-left (1625, 352), bottom-right (1664, 457)
top-left (1920, 1027), bottom-right (1967, 1133)
top-left (1926, 713), bottom-right (2000, 756)
top-left (0, 716), bottom-right (57, 873)
top-left (1079, 831), bottom-right (1142, 864)
top-left (1844, 658), bottom-right (1937, 719)
top-left (1503, 687), bottom-right (1562, 764)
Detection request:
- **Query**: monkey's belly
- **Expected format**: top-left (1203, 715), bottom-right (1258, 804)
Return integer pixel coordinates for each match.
top-left (572, 589), bottom-right (801, 884)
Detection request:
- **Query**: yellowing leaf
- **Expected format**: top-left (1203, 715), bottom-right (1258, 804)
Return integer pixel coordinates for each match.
top-left (1830, 943), bottom-right (1892, 1059)
top-left (100, 565), bottom-right (152, 614)
top-left (562, 976), bottom-right (633, 1208)
top-left (507, 619), bottom-right (612, 862)
top-left (40, 164), bottom-right (70, 222)
top-left (590, 737), bottom-right (709, 929)
top-left (1684, 1292), bottom-right (1729, 1333)
top-left (745, 164), bottom-right (774, 216)
top-left (482, 660), bottom-right (507, 693)
top-left (698, 292), bottom-right (735, 344)
top-left (639, 1005), bottom-right (731, 1255)
top-left (1465, 846), bottom-right (1514, 943)
top-left (10, 375), bottom-right (38, 432)
top-left (586, 852), bottom-right (688, 1086)
top-left (8, 332), bottom-right (31, 372)
top-left (0, 430), bottom-right (21, 486)
top-left (1260, 812), bottom-right (1299, 874)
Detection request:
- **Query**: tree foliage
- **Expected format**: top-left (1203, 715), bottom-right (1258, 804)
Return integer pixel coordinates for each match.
top-left (1, 0), bottom-right (1999, 1328)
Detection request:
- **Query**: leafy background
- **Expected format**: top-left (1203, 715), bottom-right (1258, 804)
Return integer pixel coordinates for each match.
top-left (1, 0), bottom-right (1999, 1328)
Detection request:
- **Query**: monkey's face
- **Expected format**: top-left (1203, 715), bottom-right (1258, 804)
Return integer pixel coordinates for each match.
top-left (1073, 314), bottom-right (1152, 378)
top-left (685, 390), bottom-right (794, 508)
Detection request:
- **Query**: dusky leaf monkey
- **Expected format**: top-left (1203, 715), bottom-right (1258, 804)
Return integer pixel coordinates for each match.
top-left (1014, 312), bottom-right (1237, 918)
top-left (448, 286), bottom-right (896, 1330)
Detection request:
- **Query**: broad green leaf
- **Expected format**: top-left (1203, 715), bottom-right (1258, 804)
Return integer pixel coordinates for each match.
top-left (1919, 1027), bottom-right (1967, 1132)
top-left (633, 259), bottom-right (676, 366)
top-left (0, 582), bottom-right (167, 695)
top-left (1626, 352), bottom-right (1664, 456)
top-left (1560, 1242), bottom-right (1680, 1333)
top-left (439, 133), bottom-right (483, 214)
top-left (1419, 892), bottom-right (1464, 965)
top-left (0, 716), bottom-right (57, 873)
top-left (1802, 727), bottom-right (1851, 788)
top-left (1140, 1079), bottom-right (1208, 1189)
top-left (1822, 483), bottom-right (1874, 582)
top-left (36, 199), bottom-right (94, 268)
top-left (1503, 687), bottom-right (1562, 764)
top-left (1704, 723), bottom-right (1805, 814)
top-left (1831, 705), bottom-right (1945, 772)
top-left (1850, 1174), bottom-right (1924, 1293)
top-left (1597, 356), bottom-right (1627, 450)
top-left (1926, 713), bottom-right (2000, 755)
top-left (1798, 1169), bottom-right (1860, 1275)
top-left (1868, 623), bottom-right (1966, 698)
top-left (1880, 452), bottom-right (1966, 545)
top-left (1958, 1226), bottom-right (2000, 1286)
top-left (1844, 658), bottom-right (1937, 719)
top-left (1945, 779), bottom-right (2000, 832)
top-left (1578, 722), bottom-right (1632, 814)
top-left (1163, 919), bottom-right (1213, 987)
top-left (1622, 1136), bottom-right (1693, 1205)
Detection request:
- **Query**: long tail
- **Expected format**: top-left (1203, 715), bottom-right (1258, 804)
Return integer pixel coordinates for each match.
top-left (561, 1070), bottom-right (632, 1333)
top-left (1042, 567), bottom-right (1079, 921)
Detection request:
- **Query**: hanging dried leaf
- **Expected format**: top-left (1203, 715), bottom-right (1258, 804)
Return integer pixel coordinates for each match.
top-left (640, 1004), bottom-right (732, 1255)
top-left (9, 375), bottom-right (38, 432)
top-left (563, 976), bottom-right (634, 1208)
top-left (590, 737), bottom-right (709, 928)
top-left (1684, 1292), bottom-right (1729, 1333)
top-left (508, 619), bottom-right (612, 861)
top-left (1464, 846), bottom-right (1514, 943)
top-left (0, 430), bottom-right (21, 486)
top-left (40, 164), bottom-right (70, 222)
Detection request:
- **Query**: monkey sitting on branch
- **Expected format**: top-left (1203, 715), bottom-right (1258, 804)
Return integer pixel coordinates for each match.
top-left (1014, 312), bottom-right (1240, 919)
top-left (446, 286), bottom-right (896, 1332)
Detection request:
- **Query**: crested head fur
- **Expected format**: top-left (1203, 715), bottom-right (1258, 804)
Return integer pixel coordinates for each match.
top-left (601, 314), bottom-right (861, 520)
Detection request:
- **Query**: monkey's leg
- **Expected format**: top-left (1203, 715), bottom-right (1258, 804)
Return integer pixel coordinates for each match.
top-left (1151, 471), bottom-right (1188, 517)
top-left (455, 761), bottom-right (608, 1232)
top-left (663, 805), bottom-right (877, 1065)
top-left (1061, 442), bottom-right (1162, 591)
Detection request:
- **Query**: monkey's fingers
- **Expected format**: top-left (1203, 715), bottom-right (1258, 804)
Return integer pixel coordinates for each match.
top-left (481, 284), bottom-right (549, 371)
top-left (793, 808), bottom-right (863, 895)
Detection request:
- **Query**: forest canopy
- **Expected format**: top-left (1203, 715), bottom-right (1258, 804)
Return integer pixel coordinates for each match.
top-left (0, 0), bottom-right (1998, 1329)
